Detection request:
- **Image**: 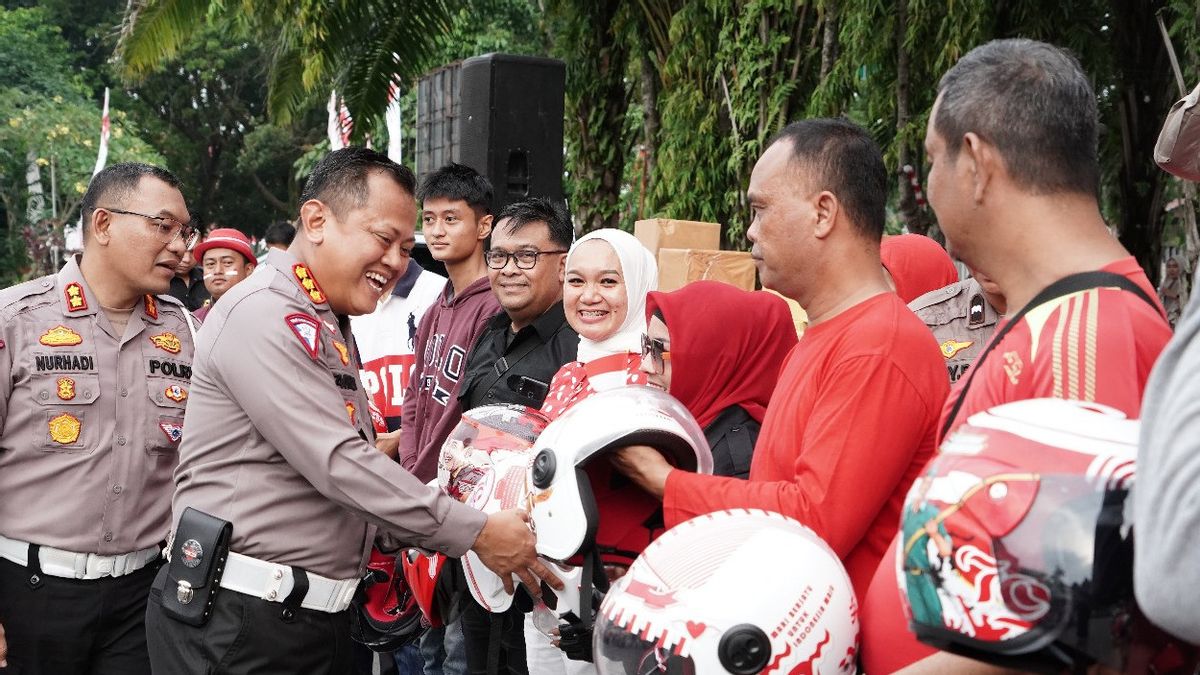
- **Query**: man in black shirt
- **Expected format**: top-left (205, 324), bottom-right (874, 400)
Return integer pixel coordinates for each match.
top-left (459, 198), bottom-right (577, 412)
top-left (457, 197), bottom-right (577, 674)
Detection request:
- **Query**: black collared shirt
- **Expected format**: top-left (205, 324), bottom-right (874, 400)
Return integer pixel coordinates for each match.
top-left (459, 302), bottom-right (578, 411)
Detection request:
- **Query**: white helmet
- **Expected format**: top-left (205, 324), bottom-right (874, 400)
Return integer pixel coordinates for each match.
top-left (593, 509), bottom-right (859, 674)
top-left (528, 386), bottom-right (713, 565)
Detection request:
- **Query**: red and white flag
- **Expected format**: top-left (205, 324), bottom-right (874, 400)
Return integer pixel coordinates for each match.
top-left (327, 91), bottom-right (353, 150)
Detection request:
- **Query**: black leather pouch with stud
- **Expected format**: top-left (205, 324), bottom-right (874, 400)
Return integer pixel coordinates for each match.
top-left (158, 507), bottom-right (233, 626)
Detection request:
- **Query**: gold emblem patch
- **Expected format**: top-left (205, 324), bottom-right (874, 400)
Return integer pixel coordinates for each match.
top-left (939, 339), bottom-right (974, 359)
top-left (292, 264), bottom-right (327, 304)
top-left (345, 401), bottom-right (357, 425)
top-left (56, 377), bottom-right (76, 400)
top-left (165, 384), bottom-right (188, 403)
top-left (144, 295), bottom-right (158, 320)
top-left (39, 325), bottom-right (83, 347)
top-left (149, 332), bottom-right (182, 354)
top-left (48, 413), bottom-right (82, 444)
top-left (332, 340), bottom-right (350, 366)
top-left (64, 282), bottom-right (88, 311)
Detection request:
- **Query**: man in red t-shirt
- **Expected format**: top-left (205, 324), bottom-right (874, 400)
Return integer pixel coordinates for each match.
top-left (613, 118), bottom-right (950, 599)
top-left (859, 39), bottom-right (1172, 674)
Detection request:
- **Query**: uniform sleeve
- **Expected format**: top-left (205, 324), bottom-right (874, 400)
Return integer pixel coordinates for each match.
top-left (210, 293), bottom-right (486, 557)
top-left (664, 355), bottom-right (937, 558)
top-left (1133, 325), bottom-right (1200, 644)
top-left (0, 316), bottom-right (12, 436)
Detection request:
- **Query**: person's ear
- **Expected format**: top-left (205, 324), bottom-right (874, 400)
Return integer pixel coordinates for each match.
top-left (812, 191), bottom-right (839, 239)
top-left (90, 208), bottom-right (112, 246)
top-left (246, 263), bottom-right (256, 275)
top-left (961, 132), bottom-right (995, 204)
top-left (557, 252), bottom-right (566, 284)
top-left (477, 214), bottom-right (493, 242)
top-left (299, 200), bottom-right (328, 245)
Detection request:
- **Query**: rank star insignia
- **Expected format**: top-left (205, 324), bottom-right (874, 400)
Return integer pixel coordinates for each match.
top-left (39, 325), bottom-right (83, 347)
top-left (149, 332), bottom-right (182, 354)
top-left (144, 295), bottom-right (158, 320)
top-left (48, 413), bottom-right (81, 444)
top-left (165, 384), bottom-right (188, 403)
top-left (345, 401), bottom-right (357, 424)
top-left (56, 377), bottom-right (76, 400)
top-left (159, 421), bottom-right (184, 443)
top-left (285, 313), bottom-right (321, 359)
top-left (292, 264), bottom-right (327, 304)
top-left (332, 340), bottom-right (350, 366)
top-left (64, 282), bottom-right (88, 311)
top-left (939, 339), bottom-right (974, 359)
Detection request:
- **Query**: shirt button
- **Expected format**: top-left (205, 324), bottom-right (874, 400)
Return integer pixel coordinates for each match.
top-left (273, 569), bottom-right (283, 580)
top-left (112, 485), bottom-right (122, 494)
top-left (83, 390), bottom-right (93, 399)
top-left (117, 436), bottom-right (127, 446)
top-left (487, 393), bottom-right (494, 399)
top-left (120, 389), bottom-right (128, 397)
top-left (39, 391), bottom-right (49, 400)
top-left (103, 532), bottom-right (113, 542)
top-left (267, 590), bottom-right (278, 600)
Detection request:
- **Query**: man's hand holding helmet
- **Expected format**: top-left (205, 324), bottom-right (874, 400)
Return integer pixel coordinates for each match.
top-left (471, 508), bottom-right (563, 596)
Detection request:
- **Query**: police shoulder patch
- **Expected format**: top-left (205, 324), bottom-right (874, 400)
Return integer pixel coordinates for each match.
top-left (144, 295), bottom-right (158, 320)
top-left (285, 313), bottom-right (321, 360)
top-left (292, 264), bottom-right (327, 305)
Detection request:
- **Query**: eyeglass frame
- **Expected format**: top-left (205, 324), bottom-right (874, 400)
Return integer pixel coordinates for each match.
top-left (640, 333), bottom-right (672, 374)
top-left (97, 206), bottom-right (199, 249)
top-left (484, 248), bottom-right (568, 270)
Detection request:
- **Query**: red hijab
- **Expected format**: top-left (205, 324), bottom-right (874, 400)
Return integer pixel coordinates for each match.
top-left (645, 281), bottom-right (798, 429)
top-left (880, 234), bottom-right (959, 303)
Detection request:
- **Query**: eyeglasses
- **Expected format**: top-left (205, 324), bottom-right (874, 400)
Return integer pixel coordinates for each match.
top-left (99, 207), bottom-right (199, 249)
top-left (484, 248), bottom-right (568, 270)
top-left (640, 334), bottom-right (671, 374)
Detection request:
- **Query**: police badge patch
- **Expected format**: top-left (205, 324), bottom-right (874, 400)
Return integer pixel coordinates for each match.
top-left (159, 421), bottom-right (184, 443)
top-left (180, 539), bottom-right (204, 568)
top-left (285, 313), bottom-right (321, 360)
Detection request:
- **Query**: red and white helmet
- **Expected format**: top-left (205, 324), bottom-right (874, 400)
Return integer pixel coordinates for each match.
top-left (594, 509), bottom-right (859, 674)
top-left (350, 547), bottom-right (425, 651)
top-left (436, 404), bottom-right (549, 613)
top-left (899, 398), bottom-right (1144, 671)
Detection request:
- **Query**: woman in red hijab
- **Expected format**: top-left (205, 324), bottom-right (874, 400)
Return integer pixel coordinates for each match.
top-left (641, 280), bottom-right (798, 478)
top-left (880, 233), bottom-right (959, 303)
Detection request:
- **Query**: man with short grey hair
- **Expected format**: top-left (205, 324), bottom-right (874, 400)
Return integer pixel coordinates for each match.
top-left (858, 38), bottom-right (1172, 674)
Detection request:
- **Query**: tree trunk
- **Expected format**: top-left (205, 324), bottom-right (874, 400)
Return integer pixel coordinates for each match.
top-left (820, 1), bottom-right (839, 81)
top-left (894, 0), bottom-right (931, 235)
top-left (640, 47), bottom-right (660, 187)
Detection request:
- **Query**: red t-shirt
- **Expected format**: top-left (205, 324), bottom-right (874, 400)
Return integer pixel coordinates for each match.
top-left (860, 257), bottom-right (1171, 674)
top-left (663, 292), bottom-right (949, 598)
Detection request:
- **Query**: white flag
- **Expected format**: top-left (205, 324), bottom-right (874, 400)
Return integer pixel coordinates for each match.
top-left (92, 87), bottom-right (110, 177)
top-left (386, 83), bottom-right (403, 162)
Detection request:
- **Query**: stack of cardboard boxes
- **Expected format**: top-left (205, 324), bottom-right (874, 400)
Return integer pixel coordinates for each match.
top-left (632, 219), bottom-right (757, 292)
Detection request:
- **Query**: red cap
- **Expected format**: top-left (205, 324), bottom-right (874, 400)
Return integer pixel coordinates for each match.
top-left (193, 228), bottom-right (258, 266)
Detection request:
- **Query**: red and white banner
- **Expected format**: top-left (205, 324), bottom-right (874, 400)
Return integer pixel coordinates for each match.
top-left (92, 88), bottom-right (110, 177)
top-left (327, 91), bottom-right (353, 151)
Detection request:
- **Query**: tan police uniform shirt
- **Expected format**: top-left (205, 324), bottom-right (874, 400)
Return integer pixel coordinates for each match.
top-left (909, 277), bottom-right (1001, 383)
top-left (171, 249), bottom-right (486, 580)
top-left (0, 256), bottom-right (194, 553)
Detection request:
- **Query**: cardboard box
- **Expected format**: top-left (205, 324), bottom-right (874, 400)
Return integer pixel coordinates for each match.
top-left (634, 219), bottom-right (720, 257)
top-left (657, 248), bottom-right (757, 292)
top-left (764, 289), bottom-right (809, 338)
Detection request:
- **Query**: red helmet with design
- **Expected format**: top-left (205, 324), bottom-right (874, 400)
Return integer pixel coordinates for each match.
top-left (350, 547), bottom-right (425, 651)
top-left (899, 398), bottom-right (1152, 671)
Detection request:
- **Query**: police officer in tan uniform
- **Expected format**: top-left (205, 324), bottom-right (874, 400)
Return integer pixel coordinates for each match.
top-left (0, 163), bottom-right (197, 674)
top-left (908, 274), bottom-right (1006, 383)
top-left (145, 148), bottom-right (558, 674)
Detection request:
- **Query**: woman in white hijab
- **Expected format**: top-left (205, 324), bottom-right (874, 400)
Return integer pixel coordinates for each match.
top-left (525, 228), bottom-right (656, 675)
top-left (539, 228), bottom-right (658, 420)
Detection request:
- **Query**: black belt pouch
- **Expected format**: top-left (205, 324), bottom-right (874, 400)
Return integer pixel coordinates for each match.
top-left (157, 507), bottom-right (233, 626)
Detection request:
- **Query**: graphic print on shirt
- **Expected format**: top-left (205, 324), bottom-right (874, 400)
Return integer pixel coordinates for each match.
top-left (418, 332), bottom-right (468, 407)
top-left (360, 353), bottom-right (417, 420)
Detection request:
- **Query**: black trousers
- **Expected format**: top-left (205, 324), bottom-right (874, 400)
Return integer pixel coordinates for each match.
top-left (460, 602), bottom-right (527, 675)
top-left (145, 565), bottom-right (354, 674)
top-left (0, 556), bottom-right (160, 675)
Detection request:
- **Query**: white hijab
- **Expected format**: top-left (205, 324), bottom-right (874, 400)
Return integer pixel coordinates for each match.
top-left (566, 229), bottom-right (658, 363)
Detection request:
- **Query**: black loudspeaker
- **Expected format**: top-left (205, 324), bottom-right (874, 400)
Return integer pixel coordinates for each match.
top-left (416, 53), bottom-right (565, 213)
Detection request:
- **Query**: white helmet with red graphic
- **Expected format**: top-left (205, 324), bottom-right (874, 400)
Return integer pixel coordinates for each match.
top-left (593, 509), bottom-right (858, 675)
top-left (898, 398), bottom-right (1149, 671)
top-left (436, 404), bottom-right (550, 613)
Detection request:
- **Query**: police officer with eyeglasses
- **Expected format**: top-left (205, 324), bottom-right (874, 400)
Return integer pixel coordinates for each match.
top-left (0, 162), bottom-right (198, 674)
